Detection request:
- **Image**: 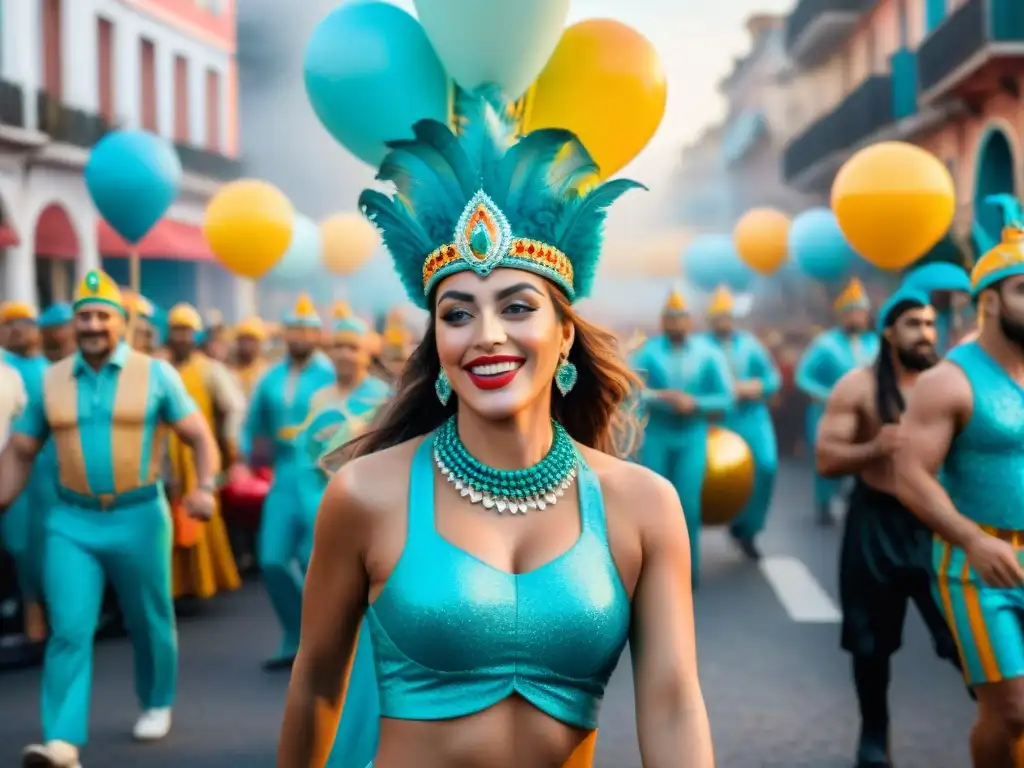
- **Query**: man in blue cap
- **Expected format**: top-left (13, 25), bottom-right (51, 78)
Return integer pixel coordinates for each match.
top-left (902, 261), bottom-right (972, 354)
top-left (38, 303), bottom-right (75, 363)
top-left (816, 287), bottom-right (960, 768)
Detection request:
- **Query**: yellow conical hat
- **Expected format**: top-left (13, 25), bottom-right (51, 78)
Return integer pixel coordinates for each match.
top-left (971, 225), bottom-right (1024, 297)
top-left (332, 300), bottom-right (353, 319)
top-left (74, 269), bottom-right (124, 314)
top-left (707, 285), bottom-right (735, 317)
top-left (285, 293), bottom-right (322, 328)
top-left (168, 303), bottom-right (203, 331)
top-left (663, 288), bottom-right (687, 315)
top-left (235, 316), bottom-right (267, 341)
top-left (834, 277), bottom-right (869, 312)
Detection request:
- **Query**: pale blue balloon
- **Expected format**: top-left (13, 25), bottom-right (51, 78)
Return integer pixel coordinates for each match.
top-left (414, 0), bottom-right (569, 100)
top-left (683, 234), bottom-right (754, 293)
top-left (85, 130), bottom-right (181, 244)
top-left (789, 208), bottom-right (858, 283)
top-left (304, 2), bottom-right (450, 167)
top-left (265, 215), bottom-right (321, 286)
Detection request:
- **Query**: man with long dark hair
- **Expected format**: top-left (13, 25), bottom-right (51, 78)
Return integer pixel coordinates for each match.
top-left (816, 288), bottom-right (959, 768)
top-left (896, 221), bottom-right (1024, 767)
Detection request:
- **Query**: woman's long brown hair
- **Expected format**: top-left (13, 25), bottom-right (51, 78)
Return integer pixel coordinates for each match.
top-left (328, 287), bottom-right (643, 467)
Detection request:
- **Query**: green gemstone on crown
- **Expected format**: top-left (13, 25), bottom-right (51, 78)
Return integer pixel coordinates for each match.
top-left (470, 223), bottom-right (491, 258)
top-left (85, 271), bottom-right (100, 292)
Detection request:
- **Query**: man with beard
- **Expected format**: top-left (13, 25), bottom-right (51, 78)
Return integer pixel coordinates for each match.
top-left (631, 287), bottom-right (734, 588)
top-left (164, 303), bottom-right (245, 602)
top-left (896, 224), bottom-right (1024, 768)
top-left (242, 293), bottom-right (334, 670)
top-left (797, 277), bottom-right (880, 525)
top-left (0, 270), bottom-right (217, 765)
top-left (38, 304), bottom-right (75, 363)
top-left (231, 316), bottom-right (269, 400)
top-left (817, 288), bottom-right (959, 768)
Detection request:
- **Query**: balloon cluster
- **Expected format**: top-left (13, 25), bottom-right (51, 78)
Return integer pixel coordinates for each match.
top-left (304, 2), bottom-right (668, 180)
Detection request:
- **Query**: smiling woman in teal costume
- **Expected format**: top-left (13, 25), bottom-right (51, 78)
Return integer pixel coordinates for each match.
top-left (277, 93), bottom-right (714, 768)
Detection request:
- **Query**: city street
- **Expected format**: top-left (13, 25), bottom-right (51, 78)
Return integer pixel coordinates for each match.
top-left (0, 461), bottom-right (975, 767)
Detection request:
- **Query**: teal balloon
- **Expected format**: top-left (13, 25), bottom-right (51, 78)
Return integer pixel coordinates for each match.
top-left (85, 130), bottom-right (181, 244)
top-left (413, 0), bottom-right (569, 100)
top-left (789, 208), bottom-right (857, 282)
top-left (266, 215), bottom-right (321, 286)
top-left (304, 2), bottom-right (450, 167)
top-left (683, 235), bottom-right (754, 293)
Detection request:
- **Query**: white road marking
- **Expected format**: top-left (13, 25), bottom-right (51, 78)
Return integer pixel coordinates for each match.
top-left (759, 556), bottom-right (841, 623)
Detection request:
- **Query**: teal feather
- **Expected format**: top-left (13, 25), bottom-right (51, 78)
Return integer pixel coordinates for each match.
top-left (985, 194), bottom-right (1024, 228)
top-left (556, 178), bottom-right (647, 298)
top-left (360, 92), bottom-right (644, 308)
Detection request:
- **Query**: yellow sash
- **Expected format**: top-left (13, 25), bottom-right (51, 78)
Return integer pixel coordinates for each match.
top-left (168, 354), bottom-right (217, 499)
top-left (44, 349), bottom-right (159, 495)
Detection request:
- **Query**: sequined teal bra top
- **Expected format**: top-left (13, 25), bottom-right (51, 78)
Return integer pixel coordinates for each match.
top-left (365, 437), bottom-right (631, 729)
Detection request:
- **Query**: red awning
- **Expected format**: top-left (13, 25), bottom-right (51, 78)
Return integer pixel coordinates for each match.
top-left (35, 205), bottom-right (79, 260)
top-left (98, 219), bottom-right (213, 262)
top-left (0, 223), bottom-right (18, 248)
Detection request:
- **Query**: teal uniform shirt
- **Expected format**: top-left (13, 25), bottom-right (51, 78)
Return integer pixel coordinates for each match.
top-left (12, 342), bottom-right (196, 746)
top-left (631, 334), bottom-right (734, 585)
top-left (935, 341), bottom-right (1024, 687)
top-left (703, 330), bottom-right (782, 540)
top-left (242, 353), bottom-right (336, 663)
top-left (795, 328), bottom-right (880, 506)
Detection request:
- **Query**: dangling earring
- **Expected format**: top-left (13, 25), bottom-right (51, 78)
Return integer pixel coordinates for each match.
top-left (554, 356), bottom-right (578, 396)
top-left (435, 368), bottom-right (452, 406)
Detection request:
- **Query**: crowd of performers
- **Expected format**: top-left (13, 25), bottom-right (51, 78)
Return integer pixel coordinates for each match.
top-left (1, 99), bottom-right (1023, 768)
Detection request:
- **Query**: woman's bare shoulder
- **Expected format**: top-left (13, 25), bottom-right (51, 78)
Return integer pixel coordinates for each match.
top-left (578, 446), bottom-right (683, 531)
top-left (323, 436), bottom-right (427, 521)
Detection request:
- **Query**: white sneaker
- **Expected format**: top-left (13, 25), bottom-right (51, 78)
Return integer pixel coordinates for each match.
top-left (21, 739), bottom-right (82, 767)
top-left (132, 707), bottom-right (172, 741)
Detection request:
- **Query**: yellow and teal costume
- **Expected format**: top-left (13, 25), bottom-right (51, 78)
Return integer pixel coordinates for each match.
top-left (242, 293), bottom-right (335, 667)
top-left (938, 219), bottom-right (1024, 687)
top-left (12, 270), bottom-right (197, 746)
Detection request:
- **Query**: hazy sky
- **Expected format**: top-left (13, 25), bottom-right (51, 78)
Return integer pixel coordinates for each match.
top-left (243, 0), bottom-right (796, 319)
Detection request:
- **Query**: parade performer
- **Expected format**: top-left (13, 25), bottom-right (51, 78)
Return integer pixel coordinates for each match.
top-left (631, 288), bottom-right (734, 586)
top-left (896, 219), bottom-right (1024, 768)
top-left (164, 303), bottom-right (245, 601)
top-left (0, 270), bottom-right (219, 766)
top-left (902, 261), bottom-right (972, 354)
top-left (703, 286), bottom-right (780, 559)
top-left (278, 98), bottom-right (712, 768)
top-left (375, 310), bottom-right (411, 384)
top-left (817, 288), bottom-right (959, 768)
top-left (38, 304), bottom-right (75, 363)
top-left (121, 290), bottom-right (157, 354)
top-left (0, 302), bottom-right (51, 643)
top-left (796, 277), bottom-right (879, 524)
top-left (243, 294), bottom-right (334, 671)
top-left (231, 317), bottom-right (269, 399)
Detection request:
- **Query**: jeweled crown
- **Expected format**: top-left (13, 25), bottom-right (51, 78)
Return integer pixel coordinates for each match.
top-left (359, 90), bottom-right (645, 310)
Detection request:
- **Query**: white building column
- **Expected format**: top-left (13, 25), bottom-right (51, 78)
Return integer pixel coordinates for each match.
top-left (114, 14), bottom-right (140, 129)
top-left (75, 207), bottom-right (100, 280)
top-left (235, 277), bottom-right (256, 321)
top-left (63, 0), bottom-right (99, 114)
top-left (3, 237), bottom-right (37, 308)
top-left (7, 0), bottom-right (41, 131)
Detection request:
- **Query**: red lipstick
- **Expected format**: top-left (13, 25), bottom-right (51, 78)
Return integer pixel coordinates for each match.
top-left (463, 355), bottom-right (526, 391)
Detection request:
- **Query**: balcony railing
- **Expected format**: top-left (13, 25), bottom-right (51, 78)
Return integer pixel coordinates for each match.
top-left (785, 0), bottom-right (873, 63)
top-left (0, 81), bottom-right (24, 128)
top-left (918, 0), bottom-right (1024, 96)
top-left (175, 143), bottom-right (242, 180)
top-left (783, 74), bottom-right (894, 183)
top-left (36, 92), bottom-right (110, 148)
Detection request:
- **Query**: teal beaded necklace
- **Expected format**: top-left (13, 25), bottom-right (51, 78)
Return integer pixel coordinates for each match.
top-left (432, 415), bottom-right (578, 514)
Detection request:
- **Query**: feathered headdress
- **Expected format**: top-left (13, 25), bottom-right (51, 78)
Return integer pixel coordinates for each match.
top-left (359, 92), bottom-right (645, 309)
top-left (971, 195), bottom-right (1024, 298)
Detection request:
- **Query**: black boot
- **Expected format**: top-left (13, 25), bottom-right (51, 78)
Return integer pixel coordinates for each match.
top-left (852, 655), bottom-right (892, 767)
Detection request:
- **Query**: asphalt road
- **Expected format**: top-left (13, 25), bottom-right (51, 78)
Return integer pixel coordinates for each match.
top-left (0, 461), bottom-right (975, 767)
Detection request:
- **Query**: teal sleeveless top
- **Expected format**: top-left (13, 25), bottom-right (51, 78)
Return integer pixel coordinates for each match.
top-left (366, 438), bottom-right (631, 729)
top-left (944, 341), bottom-right (1024, 530)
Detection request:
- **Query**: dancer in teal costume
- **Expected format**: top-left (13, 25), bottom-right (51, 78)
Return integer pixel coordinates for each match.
top-left (701, 286), bottom-right (780, 559)
top-left (0, 304), bottom-right (50, 623)
top-left (795, 278), bottom-right (879, 524)
top-left (296, 314), bottom-right (391, 768)
top-left (631, 288), bottom-right (734, 587)
top-left (242, 295), bottom-right (335, 670)
top-left (902, 262), bottom-right (971, 354)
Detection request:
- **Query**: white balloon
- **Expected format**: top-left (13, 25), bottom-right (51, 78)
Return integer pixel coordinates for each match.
top-left (413, 0), bottom-right (570, 100)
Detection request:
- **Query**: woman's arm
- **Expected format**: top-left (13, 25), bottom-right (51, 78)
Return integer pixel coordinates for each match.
top-left (631, 473), bottom-right (714, 767)
top-left (278, 463), bottom-right (371, 768)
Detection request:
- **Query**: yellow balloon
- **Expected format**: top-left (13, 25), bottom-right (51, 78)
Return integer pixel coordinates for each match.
top-left (321, 213), bottom-right (381, 275)
top-left (524, 19), bottom-right (667, 179)
top-left (700, 427), bottom-right (755, 527)
top-left (203, 180), bottom-right (294, 279)
top-left (734, 207), bottom-right (791, 275)
top-left (831, 142), bottom-right (955, 271)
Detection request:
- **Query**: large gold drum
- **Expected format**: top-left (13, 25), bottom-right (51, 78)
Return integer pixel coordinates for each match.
top-left (700, 427), bottom-right (755, 526)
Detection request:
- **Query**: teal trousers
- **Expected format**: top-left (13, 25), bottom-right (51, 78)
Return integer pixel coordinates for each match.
top-left (41, 497), bottom-right (177, 745)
